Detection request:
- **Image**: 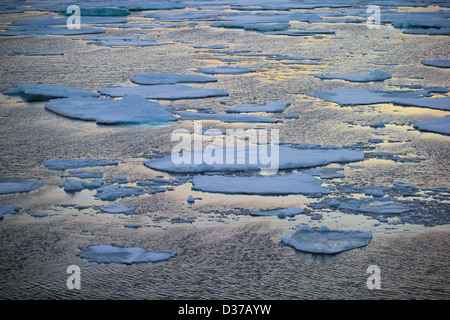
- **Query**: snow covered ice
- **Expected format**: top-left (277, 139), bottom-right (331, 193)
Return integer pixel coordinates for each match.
top-left (226, 101), bottom-right (291, 113)
top-left (77, 245), bottom-right (177, 264)
top-left (196, 66), bottom-right (256, 75)
top-left (413, 115), bottom-right (450, 135)
top-left (4, 83), bottom-right (98, 101)
top-left (313, 70), bottom-right (391, 82)
top-left (45, 159), bottom-right (118, 170)
top-left (131, 73), bottom-right (218, 85)
top-left (0, 178), bottom-right (43, 194)
top-left (177, 111), bottom-right (278, 123)
top-left (250, 207), bottom-right (304, 217)
top-left (281, 225), bottom-right (372, 254)
top-left (45, 95), bottom-right (176, 125)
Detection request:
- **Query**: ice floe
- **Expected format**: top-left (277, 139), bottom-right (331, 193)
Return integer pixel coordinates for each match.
top-left (192, 173), bottom-right (330, 196)
top-left (99, 205), bottom-right (136, 214)
top-left (281, 225), bottom-right (372, 254)
top-left (45, 95), bottom-right (176, 124)
top-left (64, 179), bottom-right (103, 192)
top-left (177, 111), bottom-right (278, 123)
top-left (0, 205), bottom-right (20, 219)
top-left (311, 88), bottom-right (450, 111)
top-left (226, 101), bottom-right (290, 113)
top-left (77, 245), bottom-right (177, 264)
top-left (145, 145), bottom-right (364, 173)
top-left (8, 51), bottom-right (63, 56)
top-left (45, 159), bottom-right (118, 170)
top-left (4, 83), bottom-right (99, 101)
top-left (250, 207), bottom-right (304, 217)
top-left (131, 73), bottom-right (218, 85)
top-left (339, 199), bottom-right (413, 214)
top-left (196, 66), bottom-right (256, 74)
top-left (0, 25), bottom-right (105, 36)
top-left (11, 15), bottom-right (126, 26)
top-left (421, 59), bottom-right (450, 68)
top-left (94, 185), bottom-right (144, 201)
top-left (302, 167), bottom-right (344, 179)
top-left (0, 178), bottom-right (43, 194)
top-left (413, 115), bottom-right (450, 135)
top-left (313, 70), bottom-right (391, 82)
top-left (99, 85), bottom-right (229, 100)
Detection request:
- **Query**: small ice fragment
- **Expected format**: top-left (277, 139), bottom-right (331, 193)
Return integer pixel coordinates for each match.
top-left (226, 101), bottom-right (290, 113)
top-left (29, 212), bottom-right (48, 218)
top-left (0, 205), bottom-right (20, 219)
top-left (196, 66), bottom-right (256, 75)
top-left (328, 199), bottom-right (340, 207)
top-left (45, 158), bottom-right (118, 170)
top-left (311, 214), bottom-right (323, 220)
top-left (400, 215), bottom-right (411, 222)
top-left (187, 195), bottom-right (195, 203)
top-left (99, 205), bottom-right (136, 214)
top-left (124, 224), bottom-right (142, 229)
top-left (313, 70), bottom-right (391, 82)
top-left (64, 180), bottom-right (84, 192)
top-left (250, 207), bottom-right (304, 217)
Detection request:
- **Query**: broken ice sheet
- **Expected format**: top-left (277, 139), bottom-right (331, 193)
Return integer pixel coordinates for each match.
top-left (3, 83), bottom-right (98, 101)
top-left (281, 225), bottom-right (372, 254)
top-left (77, 245), bottom-right (177, 264)
top-left (99, 85), bottom-right (229, 100)
top-left (226, 101), bottom-right (291, 113)
top-left (192, 173), bottom-right (330, 196)
top-left (131, 73), bottom-right (218, 85)
top-left (45, 95), bottom-right (176, 125)
top-left (313, 70), bottom-right (391, 82)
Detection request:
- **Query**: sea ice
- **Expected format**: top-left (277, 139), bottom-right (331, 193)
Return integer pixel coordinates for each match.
top-left (124, 224), bottom-right (141, 229)
top-left (94, 185), bottom-right (144, 201)
top-left (413, 115), bottom-right (450, 135)
top-left (192, 173), bottom-right (330, 195)
top-left (196, 66), bottom-right (256, 74)
top-left (339, 199), bottom-right (413, 214)
top-left (29, 212), bottom-right (48, 218)
top-left (0, 25), bottom-right (105, 36)
top-left (281, 225), bottom-right (372, 254)
top-left (422, 59), bottom-right (450, 68)
top-left (177, 111), bottom-right (278, 123)
top-left (45, 159), bottom-right (118, 170)
top-left (99, 205), bottom-right (136, 214)
top-left (93, 39), bottom-right (169, 47)
top-left (99, 85), bottom-right (229, 100)
top-left (313, 70), bottom-right (391, 82)
top-left (0, 205), bottom-right (20, 219)
top-left (131, 73), bottom-right (218, 85)
top-left (302, 167), bottom-right (344, 179)
top-left (45, 95), bottom-right (176, 124)
top-left (77, 245), bottom-right (177, 264)
top-left (187, 195), bottom-right (195, 203)
top-left (311, 88), bottom-right (450, 111)
top-left (0, 178), bottom-right (43, 194)
top-left (66, 171), bottom-right (103, 179)
top-left (11, 15), bottom-right (126, 26)
top-left (8, 51), bottom-right (63, 56)
top-left (4, 83), bottom-right (99, 101)
top-left (226, 101), bottom-right (290, 113)
top-left (64, 179), bottom-right (104, 192)
top-left (145, 145), bottom-right (364, 173)
top-left (250, 207), bottom-right (304, 217)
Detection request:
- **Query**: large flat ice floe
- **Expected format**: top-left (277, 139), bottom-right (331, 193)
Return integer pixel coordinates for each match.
top-left (0, 205), bottom-right (20, 219)
top-left (77, 245), bottom-right (177, 264)
top-left (0, 178), bottom-right (43, 194)
top-left (99, 85), bottom-right (229, 100)
top-left (45, 95), bottom-right (176, 124)
top-left (196, 66), bottom-right (256, 75)
top-left (250, 207), bottom-right (304, 217)
top-left (281, 225), bottom-right (372, 254)
top-left (144, 146), bottom-right (364, 173)
top-left (226, 101), bottom-right (291, 113)
top-left (311, 88), bottom-right (450, 111)
top-left (45, 159), bottom-right (118, 170)
top-left (4, 83), bottom-right (99, 101)
top-left (422, 59), bottom-right (450, 68)
top-left (413, 115), bottom-right (450, 135)
top-left (131, 73), bottom-right (218, 85)
top-left (339, 199), bottom-right (413, 214)
top-left (192, 173), bottom-right (330, 195)
top-left (313, 70), bottom-right (391, 82)
top-left (177, 111), bottom-right (278, 123)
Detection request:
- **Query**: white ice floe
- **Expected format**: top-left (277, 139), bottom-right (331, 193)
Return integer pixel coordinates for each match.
top-left (94, 185), bottom-right (144, 201)
top-left (226, 101), bottom-right (290, 113)
top-left (99, 85), bottom-right (229, 100)
top-left (66, 171), bottom-right (103, 179)
top-left (187, 195), bottom-right (195, 203)
top-left (4, 83), bottom-right (99, 101)
top-left (0, 178), bottom-right (43, 194)
top-left (77, 245), bottom-right (177, 264)
top-left (45, 159), bottom-right (118, 170)
top-left (403, 28), bottom-right (450, 36)
top-left (413, 115), bottom-right (450, 135)
top-left (192, 173), bottom-right (330, 195)
top-left (281, 225), bottom-right (372, 254)
top-left (99, 205), bottom-right (136, 214)
top-left (45, 95), bottom-right (176, 124)
top-left (145, 146), bottom-right (364, 173)
top-left (339, 199), bottom-right (412, 214)
top-left (311, 88), bottom-right (450, 111)
top-left (0, 205), bottom-right (20, 218)
top-left (313, 70), bottom-right (391, 82)
top-left (0, 25), bottom-right (105, 36)
top-left (93, 39), bottom-right (169, 47)
top-left (250, 206), bottom-right (304, 217)
top-left (8, 51), bottom-right (63, 56)
top-left (131, 73), bottom-right (218, 85)
top-left (177, 111), bottom-right (278, 123)
top-left (264, 29), bottom-right (335, 36)
top-left (302, 167), bottom-right (344, 179)
top-left (29, 212), bottom-right (48, 218)
top-left (64, 179), bottom-right (103, 192)
top-left (196, 66), bottom-right (256, 74)
top-left (124, 224), bottom-right (142, 229)
top-left (421, 59), bottom-right (450, 68)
